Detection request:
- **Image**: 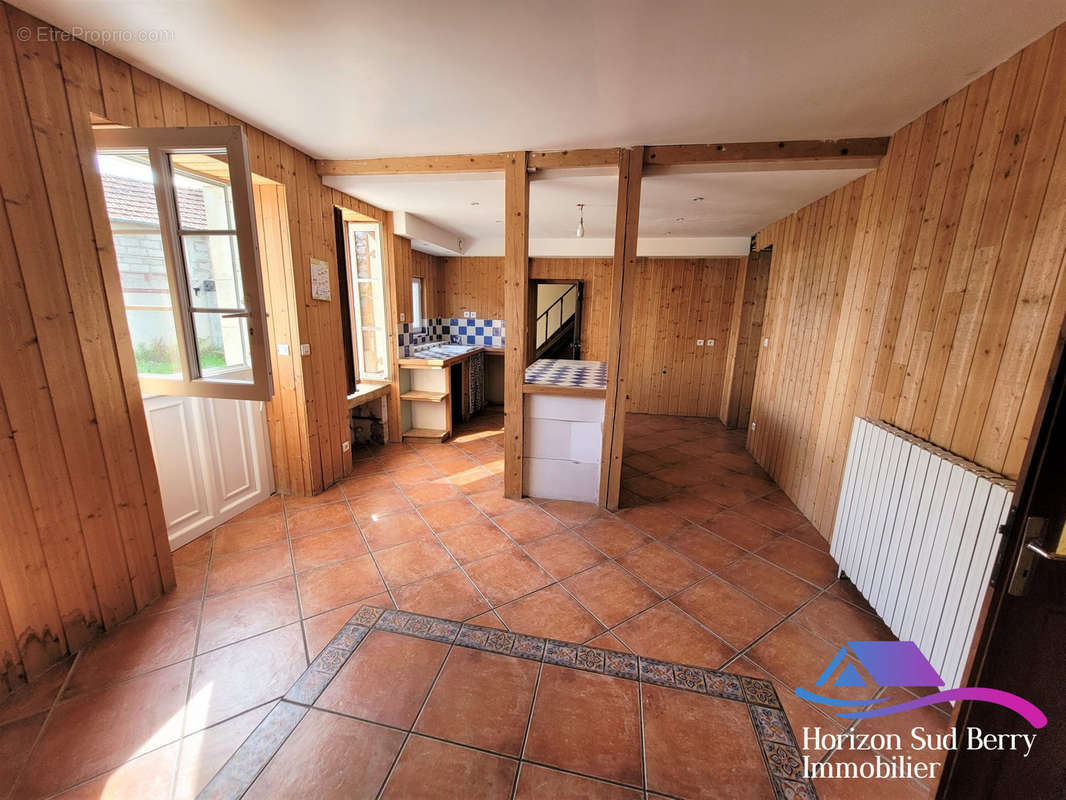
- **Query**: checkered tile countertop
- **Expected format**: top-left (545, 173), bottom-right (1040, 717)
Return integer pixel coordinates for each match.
top-left (524, 359), bottom-right (608, 389)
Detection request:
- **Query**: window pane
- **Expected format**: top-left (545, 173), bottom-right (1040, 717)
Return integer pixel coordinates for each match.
top-left (412, 278), bottom-right (423, 326)
top-left (192, 312), bottom-right (252, 380)
top-left (169, 151), bottom-right (235, 231)
top-left (127, 308), bottom-right (181, 376)
top-left (357, 282), bottom-right (377, 327)
top-left (359, 327), bottom-right (387, 377)
top-left (182, 234), bottom-right (244, 309)
top-left (98, 151), bottom-right (159, 223)
top-left (352, 230), bottom-right (374, 278)
top-left (112, 232), bottom-right (171, 307)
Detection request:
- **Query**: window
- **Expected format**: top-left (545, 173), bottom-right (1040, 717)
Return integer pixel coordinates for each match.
top-left (411, 276), bottom-right (424, 330)
top-left (94, 126), bottom-right (271, 401)
top-left (345, 222), bottom-right (389, 380)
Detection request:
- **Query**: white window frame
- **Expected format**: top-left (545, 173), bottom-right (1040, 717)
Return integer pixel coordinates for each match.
top-left (94, 125), bottom-right (272, 402)
top-left (345, 221), bottom-right (390, 381)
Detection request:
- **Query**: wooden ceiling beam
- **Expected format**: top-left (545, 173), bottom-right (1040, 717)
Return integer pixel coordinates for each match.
top-left (528, 148), bottom-right (620, 169)
top-left (316, 138), bottom-right (888, 176)
top-left (316, 153), bottom-right (508, 176)
top-left (642, 137), bottom-right (889, 169)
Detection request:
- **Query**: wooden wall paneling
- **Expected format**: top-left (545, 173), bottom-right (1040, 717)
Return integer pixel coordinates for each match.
top-left (277, 141), bottom-right (315, 489)
top-left (14, 15), bottom-right (164, 611)
top-left (0, 8), bottom-right (137, 627)
top-left (0, 200), bottom-right (86, 674)
top-left (184, 93), bottom-right (211, 126)
top-left (601, 147), bottom-right (643, 508)
top-left (94, 49), bottom-right (135, 126)
top-left (738, 251), bottom-right (771, 427)
top-left (293, 151), bottom-right (329, 489)
top-left (913, 64), bottom-right (1017, 442)
top-left (503, 152), bottom-right (530, 497)
top-left (937, 37), bottom-right (1052, 454)
top-left (969, 29), bottom-right (1066, 468)
top-left (720, 254), bottom-right (749, 425)
top-left (316, 177), bottom-right (348, 478)
top-left (57, 37), bottom-right (174, 593)
top-left (382, 214), bottom-right (403, 442)
top-left (159, 81), bottom-right (187, 127)
top-left (748, 25), bottom-right (1066, 538)
top-left (721, 249), bottom-right (768, 428)
top-left (898, 75), bottom-right (993, 436)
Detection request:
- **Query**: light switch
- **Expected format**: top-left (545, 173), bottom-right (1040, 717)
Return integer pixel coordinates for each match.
top-left (277, 343), bottom-right (290, 356)
top-left (751, 421), bottom-right (757, 430)
top-left (696, 339), bottom-right (704, 346)
top-left (763, 338), bottom-right (770, 347)
top-left (341, 441), bottom-right (351, 452)
top-left (299, 343), bottom-right (311, 356)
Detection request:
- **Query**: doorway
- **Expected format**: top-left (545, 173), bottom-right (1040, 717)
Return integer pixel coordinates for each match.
top-left (532, 279), bottom-right (583, 360)
top-left (95, 140), bottom-right (277, 550)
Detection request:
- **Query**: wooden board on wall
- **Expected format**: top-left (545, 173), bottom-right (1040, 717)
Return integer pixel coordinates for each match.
top-left (625, 258), bottom-right (742, 416)
top-left (750, 24), bottom-right (1066, 539)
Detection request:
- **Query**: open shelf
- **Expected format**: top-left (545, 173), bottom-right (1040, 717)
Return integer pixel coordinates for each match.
top-left (403, 427), bottom-right (449, 442)
top-left (400, 390), bottom-right (449, 403)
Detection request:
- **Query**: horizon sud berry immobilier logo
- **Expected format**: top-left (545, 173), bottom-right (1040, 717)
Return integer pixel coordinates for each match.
top-left (794, 640), bottom-right (1047, 782)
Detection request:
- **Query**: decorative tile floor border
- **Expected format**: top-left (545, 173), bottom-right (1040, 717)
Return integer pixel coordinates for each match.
top-left (199, 606), bottom-right (817, 800)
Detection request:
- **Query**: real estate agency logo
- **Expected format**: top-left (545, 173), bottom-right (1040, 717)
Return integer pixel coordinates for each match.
top-left (794, 640), bottom-right (1046, 781)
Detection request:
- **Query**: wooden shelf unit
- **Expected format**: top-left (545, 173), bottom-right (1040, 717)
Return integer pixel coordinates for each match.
top-left (400, 390), bottom-right (449, 403)
top-left (399, 363), bottom-right (452, 442)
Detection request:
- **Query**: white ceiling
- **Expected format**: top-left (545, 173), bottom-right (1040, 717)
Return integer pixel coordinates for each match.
top-left (16, 0), bottom-right (1065, 159)
top-left (20, 0), bottom-right (1064, 255)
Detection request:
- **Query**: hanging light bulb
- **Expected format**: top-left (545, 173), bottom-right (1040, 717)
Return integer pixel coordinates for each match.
top-left (576, 203), bottom-right (585, 238)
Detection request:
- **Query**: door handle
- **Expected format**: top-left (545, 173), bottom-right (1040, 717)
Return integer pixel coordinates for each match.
top-left (1009, 517), bottom-right (1066, 595)
top-left (1025, 542), bottom-right (1066, 561)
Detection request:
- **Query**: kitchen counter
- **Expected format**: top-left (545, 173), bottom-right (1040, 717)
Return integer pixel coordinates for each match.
top-left (523, 359), bottom-right (608, 396)
top-left (398, 344), bottom-right (504, 368)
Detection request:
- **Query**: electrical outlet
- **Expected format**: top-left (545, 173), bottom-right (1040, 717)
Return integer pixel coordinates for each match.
top-left (299, 343), bottom-right (311, 356)
top-left (696, 339), bottom-right (705, 346)
top-left (763, 338), bottom-right (770, 348)
top-left (463, 311), bottom-right (471, 318)
top-left (751, 421), bottom-right (757, 430)
top-left (707, 339), bottom-right (716, 347)
top-left (341, 441), bottom-right (350, 453)
top-left (400, 312), bottom-right (406, 322)
top-left (276, 343), bottom-right (290, 356)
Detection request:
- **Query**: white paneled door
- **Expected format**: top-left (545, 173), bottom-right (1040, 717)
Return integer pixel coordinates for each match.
top-left (143, 395), bottom-right (274, 550)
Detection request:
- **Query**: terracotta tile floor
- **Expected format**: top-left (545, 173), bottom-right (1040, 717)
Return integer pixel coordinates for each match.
top-left (0, 409), bottom-right (948, 798)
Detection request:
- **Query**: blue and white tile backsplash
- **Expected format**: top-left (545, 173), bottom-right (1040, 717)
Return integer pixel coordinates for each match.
top-left (397, 317), bottom-right (505, 358)
top-left (448, 317), bottom-right (505, 349)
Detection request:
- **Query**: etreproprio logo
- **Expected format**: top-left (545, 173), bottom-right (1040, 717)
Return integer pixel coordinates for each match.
top-left (795, 640), bottom-right (1046, 728)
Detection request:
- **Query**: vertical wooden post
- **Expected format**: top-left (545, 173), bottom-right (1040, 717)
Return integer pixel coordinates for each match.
top-left (504, 152), bottom-right (530, 497)
top-left (600, 147), bottom-right (643, 509)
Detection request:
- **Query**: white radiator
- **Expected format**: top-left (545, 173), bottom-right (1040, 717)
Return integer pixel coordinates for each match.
top-left (830, 418), bottom-right (1014, 690)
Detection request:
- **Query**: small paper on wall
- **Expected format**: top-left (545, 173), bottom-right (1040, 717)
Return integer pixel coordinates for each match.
top-left (310, 257), bottom-right (331, 301)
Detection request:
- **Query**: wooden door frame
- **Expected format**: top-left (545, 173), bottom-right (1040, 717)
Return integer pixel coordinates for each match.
top-left (530, 277), bottom-right (584, 359)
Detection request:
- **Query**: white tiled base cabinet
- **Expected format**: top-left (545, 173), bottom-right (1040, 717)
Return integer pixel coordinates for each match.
top-left (523, 393), bottom-right (604, 503)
